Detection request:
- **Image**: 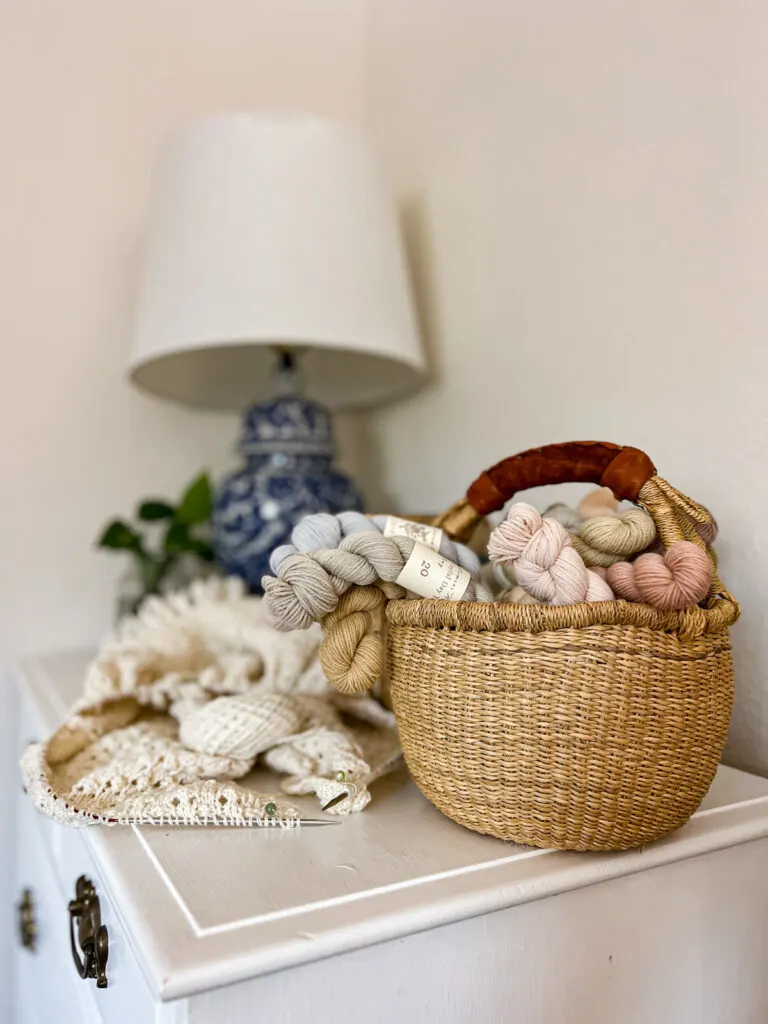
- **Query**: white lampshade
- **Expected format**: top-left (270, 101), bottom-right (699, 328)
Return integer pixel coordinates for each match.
top-left (129, 113), bottom-right (425, 410)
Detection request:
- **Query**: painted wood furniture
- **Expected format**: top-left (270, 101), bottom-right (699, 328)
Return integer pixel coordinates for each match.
top-left (12, 649), bottom-right (768, 1023)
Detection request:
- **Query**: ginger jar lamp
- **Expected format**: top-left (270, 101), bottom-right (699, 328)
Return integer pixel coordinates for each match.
top-left (128, 113), bottom-right (424, 591)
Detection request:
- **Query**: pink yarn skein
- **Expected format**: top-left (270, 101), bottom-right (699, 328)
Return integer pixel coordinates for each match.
top-left (606, 540), bottom-right (711, 610)
top-left (577, 486), bottom-right (620, 519)
top-left (488, 504), bottom-right (614, 605)
top-left (692, 515), bottom-right (718, 546)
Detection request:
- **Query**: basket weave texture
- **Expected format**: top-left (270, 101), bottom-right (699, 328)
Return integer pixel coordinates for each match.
top-left (318, 444), bottom-right (739, 851)
top-left (387, 603), bottom-right (733, 850)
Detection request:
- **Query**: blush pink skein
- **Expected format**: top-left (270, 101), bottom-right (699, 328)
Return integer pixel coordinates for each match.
top-left (606, 540), bottom-right (711, 610)
top-left (488, 504), bottom-right (614, 605)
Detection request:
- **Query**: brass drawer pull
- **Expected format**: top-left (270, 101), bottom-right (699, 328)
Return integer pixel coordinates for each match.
top-left (17, 889), bottom-right (36, 952)
top-left (68, 875), bottom-right (109, 988)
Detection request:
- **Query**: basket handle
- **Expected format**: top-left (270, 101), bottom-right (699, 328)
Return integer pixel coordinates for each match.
top-left (434, 441), bottom-right (656, 541)
top-left (468, 441), bottom-right (656, 511)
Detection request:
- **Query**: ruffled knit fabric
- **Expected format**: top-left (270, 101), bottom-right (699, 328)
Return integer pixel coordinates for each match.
top-left (21, 578), bottom-right (399, 827)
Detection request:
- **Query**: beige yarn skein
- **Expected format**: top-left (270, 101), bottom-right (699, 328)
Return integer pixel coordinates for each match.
top-left (572, 507), bottom-right (657, 568)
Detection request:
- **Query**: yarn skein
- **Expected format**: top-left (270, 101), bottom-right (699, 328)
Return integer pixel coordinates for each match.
top-left (543, 503), bottom-right (583, 533)
top-left (605, 561), bottom-right (643, 602)
top-left (498, 584), bottom-right (541, 605)
top-left (492, 562), bottom-right (516, 590)
top-left (578, 486), bottom-right (620, 519)
top-left (488, 504), bottom-right (614, 605)
top-left (269, 511), bottom-right (481, 576)
top-left (606, 540), bottom-right (711, 610)
top-left (681, 509), bottom-right (717, 546)
top-left (571, 507), bottom-right (657, 568)
top-left (570, 536), bottom-right (623, 569)
top-left (695, 519), bottom-right (718, 546)
top-left (264, 531), bottom-right (492, 632)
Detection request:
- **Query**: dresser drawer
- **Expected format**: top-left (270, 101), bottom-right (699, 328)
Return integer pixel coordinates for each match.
top-left (15, 790), bottom-right (100, 1024)
top-left (16, 689), bottom-right (159, 1024)
top-left (16, 796), bottom-right (159, 1023)
top-left (52, 824), bottom-right (159, 1024)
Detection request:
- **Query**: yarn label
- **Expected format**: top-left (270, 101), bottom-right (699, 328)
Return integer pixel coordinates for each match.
top-left (383, 515), bottom-right (444, 551)
top-left (396, 541), bottom-right (471, 601)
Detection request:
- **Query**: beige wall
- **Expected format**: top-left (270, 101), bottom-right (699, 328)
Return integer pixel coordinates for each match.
top-left (366, 0), bottom-right (768, 774)
top-left (0, 3), bottom-right (365, 1012)
top-left (0, 0), bottom-right (366, 658)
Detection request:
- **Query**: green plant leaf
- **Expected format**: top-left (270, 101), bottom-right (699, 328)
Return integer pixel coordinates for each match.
top-left (137, 500), bottom-right (175, 522)
top-left (164, 521), bottom-right (191, 554)
top-left (97, 519), bottom-right (142, 552)
top-left (175, 473), bottom-right (213, 526)
top-left (185, 538), bottom-right (215, 562)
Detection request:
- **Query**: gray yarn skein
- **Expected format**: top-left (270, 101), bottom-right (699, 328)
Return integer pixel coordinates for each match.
top-left (544, 503), bottom-right (583, 533)
top-left (268, 511), bottom-right (481, 576)
top-left (263, 530), bottom-right (492, 632)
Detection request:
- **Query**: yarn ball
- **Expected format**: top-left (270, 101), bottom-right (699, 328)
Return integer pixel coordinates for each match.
top-left (488, 504), bottom-right (613, 605)
top-left (578, 487), bottom-right (620, 519)
top-left (606, 540), bottom-right (711, 610)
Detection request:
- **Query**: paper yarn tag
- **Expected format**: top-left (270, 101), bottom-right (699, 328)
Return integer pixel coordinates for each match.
top-left (383, 515), bottom-right (444, 551)
top-left (396, 540), bottom-right (471, 601)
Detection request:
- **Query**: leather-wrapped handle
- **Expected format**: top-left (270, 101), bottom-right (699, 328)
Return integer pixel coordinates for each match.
top-left (466, 442), bottom-right (656, 516)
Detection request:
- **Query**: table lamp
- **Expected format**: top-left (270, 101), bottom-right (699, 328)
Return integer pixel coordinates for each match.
top-left (128, 113), bottom-right (425, 591)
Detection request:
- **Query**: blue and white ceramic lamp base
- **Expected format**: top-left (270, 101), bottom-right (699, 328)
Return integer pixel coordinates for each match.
top-left (213, 396), bottom-right (363, 592)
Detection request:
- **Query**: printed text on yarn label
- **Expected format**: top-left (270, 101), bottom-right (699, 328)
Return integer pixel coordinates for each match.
top-left (396, 541), bottom-right (471, 601)
top-left (383, 515), bottom-right (444, 551)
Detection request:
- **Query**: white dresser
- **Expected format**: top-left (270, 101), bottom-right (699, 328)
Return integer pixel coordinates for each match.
top-left (11, 650), bottom-right (768, 1024)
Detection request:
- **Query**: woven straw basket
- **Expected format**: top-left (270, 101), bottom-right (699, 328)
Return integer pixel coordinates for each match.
top-left (320, 442), bottom-right (739, 852)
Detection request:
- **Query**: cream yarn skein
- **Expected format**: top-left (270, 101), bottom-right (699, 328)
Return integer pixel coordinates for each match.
top-left (488, 504), bottom-right (613, 605)
top-left (498, 500), bottom-right (582, 586)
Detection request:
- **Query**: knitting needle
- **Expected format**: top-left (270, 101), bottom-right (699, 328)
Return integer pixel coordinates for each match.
top-left (321, 751), bottom-right (405, 811)
top-left (259, 818), bottom-right (342, 827)
top-left (130, 816), bottom-right (341, 827)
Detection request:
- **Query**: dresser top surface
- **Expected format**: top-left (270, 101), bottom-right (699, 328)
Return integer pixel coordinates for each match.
top-left (18, 648), bottom-right (768, 1000)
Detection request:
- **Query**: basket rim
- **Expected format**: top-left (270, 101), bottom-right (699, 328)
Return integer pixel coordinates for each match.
top-left (385, 594), bottom-right (738, 638)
